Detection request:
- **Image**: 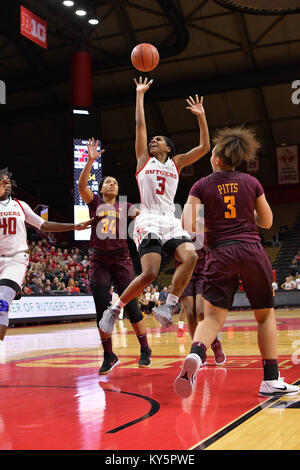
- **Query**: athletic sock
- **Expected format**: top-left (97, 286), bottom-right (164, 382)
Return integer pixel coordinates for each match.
top-left (137, 333), bottom-right (149, 350)
top-left (190, 342), bottom-right (207, 362)
top-left (112, 299), bottom-right (126, 311)
top-left (166, 293), bottom-right (178, 306)
top-left (263, 359), bottom-right (279, 381)
top-left (178, 321), bottom-right (184, 330)
top-left (101, 337), bottom-right (113, 355)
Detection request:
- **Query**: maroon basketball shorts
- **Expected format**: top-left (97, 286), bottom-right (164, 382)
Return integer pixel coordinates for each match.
top-left (181, 273), bottom-right (206, 298)
top-left (203, 242), bottom-right (274, 310)
top-left (89, 254), bottom-right (134, 291)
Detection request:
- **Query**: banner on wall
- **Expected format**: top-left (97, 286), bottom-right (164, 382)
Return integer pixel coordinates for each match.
top-left (9, 295), bottom-right (96, 320)
top-left (20, 5), bottom-right (47, 49)
top-left (276, 145), bottom-right (299, 185)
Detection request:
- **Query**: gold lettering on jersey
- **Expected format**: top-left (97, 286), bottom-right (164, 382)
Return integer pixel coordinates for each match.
top-left (96, 209), bottom-right (120, 219)
top-left (217, 183), bottom-right (238, 195)
top-left (145, 169), bottom-right (177, 179)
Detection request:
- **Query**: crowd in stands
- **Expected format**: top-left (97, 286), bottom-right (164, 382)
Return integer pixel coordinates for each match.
top-left (22, 230), bottom-right (91, 296)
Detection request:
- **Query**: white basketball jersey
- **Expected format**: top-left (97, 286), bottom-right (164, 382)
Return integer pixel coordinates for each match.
top-left (0, 197), bottom-right (44, 257)
top-left (136, 157), bottom-right (179, 212)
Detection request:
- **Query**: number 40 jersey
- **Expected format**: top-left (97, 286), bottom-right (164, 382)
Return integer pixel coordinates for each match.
top-left (0, 198), bottom-right (45, 257)
top-left (136, 157), bottom-right (179, 213)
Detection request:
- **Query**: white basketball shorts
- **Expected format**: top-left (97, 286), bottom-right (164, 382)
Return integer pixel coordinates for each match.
top-left (0, 252), bottom-right (29, 288)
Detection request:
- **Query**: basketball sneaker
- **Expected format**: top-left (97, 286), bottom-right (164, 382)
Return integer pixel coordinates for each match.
top-left (211, 338), bottom-right (226, 365)
top-left (153, 304), bottom-right (175, 327)
top-left (99, 306), bottom-right (119, 334)
top-left (98, 352), bottom-right (120, 375)
top-left (259, 376), bottom-right (300, 397)
top-left (138, 347), bottom-right (152, 368)
top-left (174, 353), bottom-right (202, 398)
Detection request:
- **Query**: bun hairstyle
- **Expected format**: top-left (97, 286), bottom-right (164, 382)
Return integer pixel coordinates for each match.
top-left (213, 127), bottom-right (261, 168)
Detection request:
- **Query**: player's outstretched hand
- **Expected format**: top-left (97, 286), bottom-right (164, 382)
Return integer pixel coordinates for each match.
top-left (186, 95), bottom-right (205, 117)
top-left (74, 218), bottom-right (94, 230)
top-left (87, 138), bottom-right (105, 162)
top-left (134, 76), bottom-right (153, 94)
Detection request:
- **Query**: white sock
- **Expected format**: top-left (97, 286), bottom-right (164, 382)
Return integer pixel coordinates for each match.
top-left (178, 321), bottom-right (184, 330)
top-left (166, 293), bottom-right (179, 306)
top-left (112, 299), bottom-right (126, 311)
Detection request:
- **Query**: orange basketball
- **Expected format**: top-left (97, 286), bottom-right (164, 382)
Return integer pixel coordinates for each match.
top-left (131, 43), bottom-right (159, 72)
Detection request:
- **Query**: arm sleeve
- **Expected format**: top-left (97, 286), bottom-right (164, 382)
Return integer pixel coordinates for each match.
top-left (254, 177), bottom-right (264, 198)
top-left (21, 201), bottom-right (45, 230)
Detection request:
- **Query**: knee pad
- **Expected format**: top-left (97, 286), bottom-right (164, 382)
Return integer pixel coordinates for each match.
top-left (0, 300), bottom-right (9, 327)
top-left (125, 299), bottom-right (143, 324)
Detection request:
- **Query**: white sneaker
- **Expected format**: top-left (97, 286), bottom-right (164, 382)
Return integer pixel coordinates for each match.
top-left (259, 376), bottom-right (300, 397)
top-left (174, 353), bottom-right (202, 398)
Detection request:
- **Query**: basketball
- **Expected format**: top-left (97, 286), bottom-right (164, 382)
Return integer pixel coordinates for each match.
top-left (131, 43), bottom-right (159, 72)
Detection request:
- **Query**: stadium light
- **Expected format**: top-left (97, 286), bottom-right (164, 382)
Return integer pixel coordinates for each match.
top-left (73, 109), bottom-right (89, 115)
top-left (75, 9), bottom-right (87, 16)
top-left (88, 18), bottom-right (99, 25)
top-left (62, 1), bottom-right (74, 6)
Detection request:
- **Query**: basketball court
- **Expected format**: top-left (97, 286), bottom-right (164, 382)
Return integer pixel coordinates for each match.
top-left (1, 309), bottom-right (299, 451)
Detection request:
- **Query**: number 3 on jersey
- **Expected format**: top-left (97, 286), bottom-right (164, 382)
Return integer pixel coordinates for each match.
top-left (156, 176), bottom-right (166, 195)
top-left (224, 195), bottom-right (236, 219)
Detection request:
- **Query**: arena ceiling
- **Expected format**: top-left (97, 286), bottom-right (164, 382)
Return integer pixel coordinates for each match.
top-left (0, 0), bottom-right (300, 214)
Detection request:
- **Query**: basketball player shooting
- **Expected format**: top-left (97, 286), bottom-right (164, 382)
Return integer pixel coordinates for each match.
top-left (99, 77), bottom-right (210, 334)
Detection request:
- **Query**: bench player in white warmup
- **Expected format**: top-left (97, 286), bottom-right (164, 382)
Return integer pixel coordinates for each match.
top-left (0, 168), bottom-right (93, 343)
top-left (100, 77), bottom-right (210, 334)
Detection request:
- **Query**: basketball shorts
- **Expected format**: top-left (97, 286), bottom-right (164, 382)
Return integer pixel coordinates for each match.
top-left (0, 252), bottom-right (29, 295)
top-left (181, 273), bottom-right (206, 298)
top-left (133, 211), bottom-right (192, 255)
top-left (203, 242), bottom-right (274, 310)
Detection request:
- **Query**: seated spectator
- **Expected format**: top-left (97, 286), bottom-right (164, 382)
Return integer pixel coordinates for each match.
top-left (272, 281), bottom-right (278, 291)
top-left (67, 278), bottom-right (80, 294)
top-left (281, 276), bottom-right (296, 291)
top-left (30, 277), bottom-right (44, 294)
top-left (159, 286), bottom-right (168, 304)
top-left (23, 285), bottom-right (33, 295)
top-left (295, 274), bottom-right (300, 290)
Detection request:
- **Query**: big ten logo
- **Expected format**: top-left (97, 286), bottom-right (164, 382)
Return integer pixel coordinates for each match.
top-left (291, 80), bottom-right (300, 105)
top-left (291, 340), bottom-right (300, 365)
top-left (0, 80), bottom-right (6, 104)
top-left (21, 10), bottom-right (46, 44)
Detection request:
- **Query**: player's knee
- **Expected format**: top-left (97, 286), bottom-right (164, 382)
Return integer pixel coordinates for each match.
top-left (126, 300), bottom-right (143, 324)
top-left (180, 250), bottom-right (198, 268)
top-left (140, 268), bottom-right (158, 285)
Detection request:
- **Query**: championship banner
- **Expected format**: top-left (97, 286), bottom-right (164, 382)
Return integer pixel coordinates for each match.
top-left (20, 5), bottom-right (47, 49)
top-left (276, 145), bottom-right (299, 185)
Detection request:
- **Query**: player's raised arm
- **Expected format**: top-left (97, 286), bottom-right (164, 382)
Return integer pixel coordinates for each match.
top-left (173, 95), bottom-right (210, 173)
top-left (134, 76), bottom-right (153, 173)
top-left (78, 138), bottom-right (105, 204)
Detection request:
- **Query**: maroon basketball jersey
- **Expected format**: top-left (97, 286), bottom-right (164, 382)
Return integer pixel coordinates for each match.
top-left (189, 171), bottom-right (264, 247)
top-left (88, 194), bottom-right (133, 254)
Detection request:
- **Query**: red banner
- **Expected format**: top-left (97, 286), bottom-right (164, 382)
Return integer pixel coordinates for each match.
top-left (276, 145), bottom-right (299, 185)
top-left (20, 5), bottom-right (47, 49)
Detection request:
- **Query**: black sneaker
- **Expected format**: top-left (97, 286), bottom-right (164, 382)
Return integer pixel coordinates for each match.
top-left (98, 353), bottom-right (120, 375)
top-left (138, 347), bottom-right (152, 368)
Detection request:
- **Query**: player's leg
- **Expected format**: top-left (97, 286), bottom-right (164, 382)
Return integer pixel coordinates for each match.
top-left (153, 240), bottom-right (197, 327)
top-left (174, 300), bottom-right (227, 398)
top-left (0, 253), bottom-right (28, 342)
top-left (99, 236), bottom-right (162, 333)
top-left (90, 282), bottom-right (120, 375)
top-left (240, 243), bottom-right (299, 396)
top-left (177, 304), bottom-right (186, 337)
top-left (180, 296), bottom-right (196, 338)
